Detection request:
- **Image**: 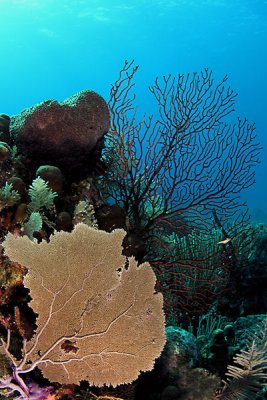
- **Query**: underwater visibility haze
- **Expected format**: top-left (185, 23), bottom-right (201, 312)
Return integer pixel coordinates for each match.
top-left (0, 0), bottom-right (267, 216)
top-left (0, 1), bottom-right (267, 400)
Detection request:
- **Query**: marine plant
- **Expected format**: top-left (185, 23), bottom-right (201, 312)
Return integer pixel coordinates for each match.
top-left (23, 177), bottom-right (58, 238)
top-left (0, 182), bottom-right (20, 212)
top-left (215, 317), bottom-right (267, 399)
top-left (104, 61), bottom-right (260, 239)
top-left (100, 60), bottom-right (261, 314)
top-left (23, 211), bottom-right (43, 240)
top-left (27, 177), bottom-right (57, 213)
top-left (0, 223), bottom-right (165, 399)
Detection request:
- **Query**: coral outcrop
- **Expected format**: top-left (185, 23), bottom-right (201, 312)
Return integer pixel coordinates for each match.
top-left (0, 114), bottom-right (11, 144)
top-left (10, 90), bottom-right (110, 178)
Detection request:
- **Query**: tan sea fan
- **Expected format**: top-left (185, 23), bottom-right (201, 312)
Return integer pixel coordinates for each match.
top-left (2, 223), bottom-right (166, 387)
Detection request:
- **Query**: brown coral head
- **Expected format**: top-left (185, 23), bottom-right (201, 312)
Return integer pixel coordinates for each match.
top-left (10, 91), bottom-right (110, 178)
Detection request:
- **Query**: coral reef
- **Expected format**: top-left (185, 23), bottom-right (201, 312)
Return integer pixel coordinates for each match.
top-left (1, 224), bottom-right (166, 394)
top-left (0, 183), bottom-right (20, 212)
top-left (215, 317), bottom-right (267, 399)
top-left (10, 90), bottom-right (110, 179)
top-left (100, 61), bottom-right (262, 317)
top-left (36, 165), bottom-right (64, 194)
top-left (0, 114), bottom-right (11, 144)
top-left (0, 63), bottom-right (266, 399)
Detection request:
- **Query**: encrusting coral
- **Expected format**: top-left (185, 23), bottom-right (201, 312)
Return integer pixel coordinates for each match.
top-left (1, 223), bottom-right (165, 398)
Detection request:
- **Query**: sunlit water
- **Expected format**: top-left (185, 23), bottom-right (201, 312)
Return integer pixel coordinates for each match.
top-left (0, 0), bottom-right (266, 218)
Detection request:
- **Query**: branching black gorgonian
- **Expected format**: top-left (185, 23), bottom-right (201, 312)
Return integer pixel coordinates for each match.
top-left (101, 60), bottom-right (260, 241)
top-left (98, 60), bottom-right (261, 313)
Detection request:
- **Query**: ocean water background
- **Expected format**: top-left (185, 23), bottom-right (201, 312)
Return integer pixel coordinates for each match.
top-left (0, 0), bottom-right (266, 220)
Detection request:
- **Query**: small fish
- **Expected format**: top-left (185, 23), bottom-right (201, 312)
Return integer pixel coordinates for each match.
top-left (217, 237), bottom-right (231, 245)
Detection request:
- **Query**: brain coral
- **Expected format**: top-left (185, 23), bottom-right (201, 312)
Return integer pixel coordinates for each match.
top-left (10, 90), bottom-right (110, 178)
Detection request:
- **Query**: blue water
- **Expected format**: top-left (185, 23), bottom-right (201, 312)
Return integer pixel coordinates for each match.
top-left (0, 0), bottom-right (266, 218)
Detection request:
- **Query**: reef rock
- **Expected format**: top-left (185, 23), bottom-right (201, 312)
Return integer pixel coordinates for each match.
top-left (10, 90), bottom-right (110, 178)
top-left (162, 326), bottom-right (200, 373)
top-left (36, 165), bottom-right (64, 194)
top-left (0, 114), bottom-right (11, 143)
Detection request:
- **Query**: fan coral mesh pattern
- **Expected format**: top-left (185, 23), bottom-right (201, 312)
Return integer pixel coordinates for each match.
top-left (2, 223), bottom-right (165, 387)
